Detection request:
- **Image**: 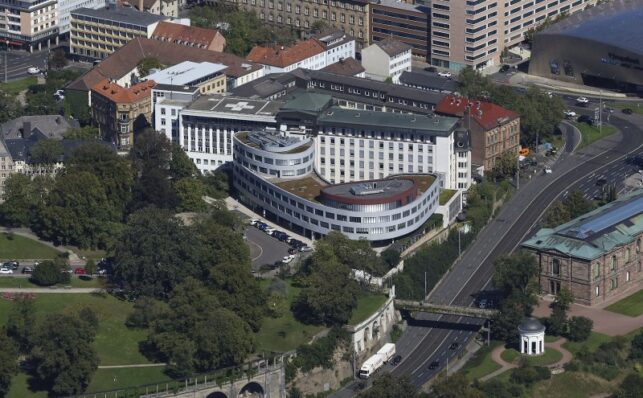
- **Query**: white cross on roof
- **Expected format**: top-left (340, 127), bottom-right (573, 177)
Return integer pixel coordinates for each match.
top-left (224, 101), bottom-right (256, 112)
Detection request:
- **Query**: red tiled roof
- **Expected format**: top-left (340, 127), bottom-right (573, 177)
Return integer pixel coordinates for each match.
top-left (67, 37), bottom-right (260, 92)
top-left (151, 21), bottom-right (221, 49)
top-left (246, 40), bottom-right (325, 68)
top-left (435, 95), bottom-right (519, 130)
top-left (91, 79), bottom-right (156, 103)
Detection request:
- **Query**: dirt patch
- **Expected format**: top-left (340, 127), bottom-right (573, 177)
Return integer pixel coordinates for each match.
top-left (290, 349), bottom-right (354, 395)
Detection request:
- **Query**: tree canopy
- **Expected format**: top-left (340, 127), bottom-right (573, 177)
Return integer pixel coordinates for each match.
top-left (543, 191), bottom-right (595, 228)
top-left (0, 328), bottom-right (18, 397)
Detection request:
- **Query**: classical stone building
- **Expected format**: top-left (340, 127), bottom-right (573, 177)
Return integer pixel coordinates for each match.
top-left (220, 0), bottom-right (370, 47)
top-left (522, 190), bottom-right (643, 306)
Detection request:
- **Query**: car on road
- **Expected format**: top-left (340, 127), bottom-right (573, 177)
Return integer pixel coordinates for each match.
top-left (438, 71), bottom-right (452, 78)
top-left (564, 110), bottom-right (577, 118)
top-left (577, 114), bottom-right (593, 125)
top-left (299, 245), bottom-right (313, 252)
top-left (576, 96), bottom-right (589, 104)
top-left (27, 66), bottom-right (41, 75)
top-left (424, 66), bottom-right (438, 73)
top-left (428, 360), bottom-right (440, 370)
top-left (499, 64), bottom-right (510, 73)
top-left (391, 354), bottom-right (402, 365)
top-left (449, 342), bottom-right (460, 350)
top-left (264, 227), bottom-right (276, 235)
top-left (0, 267), bottom-right (13, 274)
top-left (21, 266), bottom-right (33, 274)
top-left (596, 178), bottom-right (608, 187)
top-left (544, 167), bottom-right (553, 174)
top-left (478, 298), bottom-right (488, 309)
top-left (622, 108), bottom-right (633, 115)
top-left (74, 267), bottom-right (86, 275)
top-left (282, 255), bottom-right (295, 264)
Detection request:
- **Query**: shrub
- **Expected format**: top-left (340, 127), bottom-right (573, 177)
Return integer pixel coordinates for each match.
top-left (566, 316), bottom-right (593, 342)
top-left (510, 365), bottom-right (550, 386)
top-left (30, 260), bottom-right (69, 286)
top-left (381, 249), bottom-right (401, 269)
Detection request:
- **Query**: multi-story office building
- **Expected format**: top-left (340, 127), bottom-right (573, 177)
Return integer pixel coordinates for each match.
top-left (370, 0), bottom-right (429, 59)
top-left (143, 61), bottom-right (228, 94)
top-left (0, 0), bottom-right (59, 52)
top-left (90, 79), bottom-right (156, 149)
top-left (361, 38), bottom-right (412, 83)
top-left (233, 129), bottom-right (443, 242)
top-left (221, 0), bottom-right (371, 47)
top-left (70, 6), bottom-right (171, 59)
top-left (58, 0), bottom-right (106, 36)
top-left (522, 190), bottom-right (643, 306)
top-left (429, 0), bottom-right (596, 70)
top-left (436, 95), bottom-right (520, 172)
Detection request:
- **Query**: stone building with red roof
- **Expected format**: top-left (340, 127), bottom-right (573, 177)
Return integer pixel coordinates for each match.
top-left (436, 95), bottom-right (520, 172)
top-left (151, 21), bottom-right (226, 52)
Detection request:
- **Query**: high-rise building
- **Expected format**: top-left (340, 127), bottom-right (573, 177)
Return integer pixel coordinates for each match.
top-left (58, 0), bottom-right (106, 35)
top-left (0, 0), bottom-right (59, 52)
top-left (429, 0), bottom-right (597, 70)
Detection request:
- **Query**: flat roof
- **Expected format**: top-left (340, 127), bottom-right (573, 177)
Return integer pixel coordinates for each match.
top-left (185, 95), bottom-right (284, 117)
top-left (72, 7), bottom-right (168, 27)
top-left (322, 179), bottom-right (415, 201)
top-left (375, 0), bottom-right (428, 13)
top-left (539, 0), bottom-right (643, 55)
top-left (144, 61), bottom-right (227, 85)
top-left (317, 106), bottom-right (459, 136)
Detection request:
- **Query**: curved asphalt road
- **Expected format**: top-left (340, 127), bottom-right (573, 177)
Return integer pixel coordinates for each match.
top-left (333, 108), bottom-right (643, 395)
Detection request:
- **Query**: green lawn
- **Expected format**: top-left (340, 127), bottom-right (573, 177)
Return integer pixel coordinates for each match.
top-left (574, 122), bottom-right (618, 148)
top-left (0, 233), bottom-right (59, 260)
top-left (85, 367), bottom-right (172, 394)
top-left (500, 347), bottom-right (520, 364)
top-left (545, 335), bottom-right (560, 343)
top-left (461, 341), bottom-right (503, 381)
top-left (610, 102), bottom-right (643, 115)
top-left (255, 279), bottom-right (325, 353)
top-left (525, 347), bottom-right (563, 366)
top-left (0, 293), bottom-right (151, 366)
top-left (0, 76), bottom-right (37, 96)
top-left (0, 275), bottom-right (103, 288)
top-left (605, 289), bottom-right (643, 317)
top-left (349, 293), bottom-right (388, 326)
top-left (439, 189), bottom-right (457, 205)
top-left (562, 332), bottom-right (612, 356)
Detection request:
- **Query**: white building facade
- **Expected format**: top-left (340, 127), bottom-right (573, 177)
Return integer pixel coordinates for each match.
top-left (58, 0), bottom-right (105, 35)
top-left (361, 39), bottom-right (412, 83)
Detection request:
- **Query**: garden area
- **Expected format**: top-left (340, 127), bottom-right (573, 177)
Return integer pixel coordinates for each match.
top-left (605, 289), bottom-right (643, 317)
top-left (573, 122), bottom-right (618, 148)
top-left (0, 233), bottom-right (59, 259)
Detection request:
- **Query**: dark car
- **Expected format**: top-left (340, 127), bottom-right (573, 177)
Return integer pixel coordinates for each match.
top-left (449, 342), bottom-right (460, 350)
top-left (424, 66), bottom-right (437, 73)
top-left (4, 261), bottom-right (19, 270)
top-left (622, 108), bottom-right (633, 115)
top-left (391, 354), bottom-right (402, 365)
top-left (428, 360), bottom-right (440, 370)
top-left (499, 64), bottom-right (510, 73)
top-left (577, 114), bottom-right (593, 125)
top-left (596, 178), bottom-right (608, 187)
top-left (21, 266), bottom-right (33, 274)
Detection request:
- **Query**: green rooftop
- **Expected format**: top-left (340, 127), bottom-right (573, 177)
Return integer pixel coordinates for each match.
top-left (317, 107), bottom-right (459, 136)
top-left (522, 190), bottom-right (643, 260)
top-left (281, 92), bottom-right (333, 114)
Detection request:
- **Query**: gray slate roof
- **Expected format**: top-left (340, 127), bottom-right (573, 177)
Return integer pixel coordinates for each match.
top-left (1, 115), bottom-right (76, 141)
top-left (372, 37), bottom-right (412, 57)
top-left (72, 6), bottom-right (168, 27)
top-left (399, 71), bottom-right (458, 93)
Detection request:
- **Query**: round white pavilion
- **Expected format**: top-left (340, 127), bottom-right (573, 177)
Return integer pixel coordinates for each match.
top-left (518, 317), bottom-right (546, 356)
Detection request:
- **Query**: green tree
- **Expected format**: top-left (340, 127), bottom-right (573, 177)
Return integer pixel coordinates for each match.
top-left (126, 297), bottom-right (170, 328)
top-left (169, 143), bottom-right (198, 179)
top-left (492, 294), bottom-right (530, 345)
top-left (0, 173), bottom-right (34, 227)
top-left (358, 374), bottom-right (428, 398)
top-left (542, 200), bottom-right (572, 228)
top-left (492, 252), bottom-right (539, 297)
top-left (137, 57), bottom-right (163, 76)
top-left (25, 89), bottom-right (60, 115)
top-left (6, 297), bottom-right (37, 352)
top-left (174, 177), bottom-right (207, 212)
top-left (31, 259), bottom-right (69, 286)
top-left (630, 330), bottom-right (643, 360)
top-left (566, 316), bottom-right (593, 342)
top-left (49, 48), bottom-right (68, 69)
top-left (0, 329), bottom-right (18, 398)
top-left (490, 151), bottom-right (518, 182)
top-left (381, 248), bottom-right (401, 269)
top-left (0, 89), bottom-right (22, 124)
top-left (130, 130), bottom-right (176, 210)
top-left (84, 259), bottom-right (96, 276)
top-left (431, 373), bottom-right (484, 398)
top-left (614, 374), bottom-right (643, 398)
top-left (547, 288), bottom-right (574, 336)
top-left (563, 191), bottom-right (595, 219)
top-left (30, 313), bottom-right (99, 395)
top-left (29, 139), bottom-right (64, 165)
top-left (65, 126), bottom-right (99, 140)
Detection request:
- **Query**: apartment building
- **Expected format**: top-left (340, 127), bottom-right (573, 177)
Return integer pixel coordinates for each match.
top-left (361, 38), bottom-right (412, 83)
top-left (435, 95), bottom-right (520, 172)
top-left (247, 31), bottom-right (355, 74)
top-left (0, 0), bottom-right (58, 52)
top-left (59, 0), bottom-right (106, 36)
top-left (143, 61), bottom-right (228, 94)
top-left (522, 190), bottom-right (643, 306)
top-left (118, 0), bottom-right (179, 17)
top-left (370, 0), bottom-right (430, 59)
top-left (429, 0), bottom-right (596, 70)
top-left (151, 21), bottom-right (226, 52)
top-left (70, 6), bottom-right (170, 59)
top-left (222, 0), bottom-right (370, 47)
top-left (90, 79), bottom-right (156, 149)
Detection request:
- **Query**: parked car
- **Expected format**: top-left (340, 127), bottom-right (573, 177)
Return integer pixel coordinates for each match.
top-left (288, 248), bottom-right (298, 254)
top-left (449, 342), bottom-right (460, 350)
top-left (27, 66), bottom-right (40, 75)
top-left (249, 219), bottom-right (260, 226)
top-left (0, 267), bottom-right (13, 274)
top-left (438, 71), bottom-right (452, 78)
top-left (544, 167), bottom-right (553, 174)
top-left (21, 266), bottom-right (33, 274)
top-left (576, 96), bottom-right (589, 104)
top-left (424, 66), bottom-right (438, 73)
top-left (391, 354), bottom-right (402, 365)
top-left (299, 245), bottom-right (313, 252)
top-left (577, 114), bottom-right (593, 125)
top-left (73, 267), bottom-right (86, 275)
top-left (282, 255), bottom-right (295, 264)
top-left (564, 110), bottom-right (577, 118)
top-left (3, 261), bottom-right (18, 270)
top-left (596, 178), bottom-right (608, 187)
top-left (478, 298), bottom-right (488, 309)
top-left (622, 108), bottom-right (633, 115)
top-left (428, 360), bottom-right (440, 370)
top-left (499, 64), bottom-right (510, 73)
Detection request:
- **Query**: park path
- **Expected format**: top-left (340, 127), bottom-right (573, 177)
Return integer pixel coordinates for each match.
top-left (98, 363), bottom-right (167, 369)
top-left (545, 338), bottom-right (573, 368)
top-left (0, 226), bottom-right (86, 266)
top-left (0, 288), bottom-right (101, 293)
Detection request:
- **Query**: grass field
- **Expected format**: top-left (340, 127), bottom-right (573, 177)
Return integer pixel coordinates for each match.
top-left (605, 289), bottom-right (643, 317)
top-left (562, 332), bottom-right (612, 356)
top-left (461, 341), bottom-right (503, 381)
top-left (349, 293), bottom-right (388, 326)
top-left (0, 275), bottom-right (103, 288)
top-left (530, 371), bottom-right (618, 398)
top-left (500, 347), bottom-right (520, 364)
top-left (0, 293), bottom-right (150, 366)
top-left (0, 233), bottom-right (59, 260)
top-left (0, 76), bottom-right (37, 96)
top-left (573, 122), bottom-right (618, 148)
top-left (86, 367), bottom-right (172, 394)
top-left (500, 347), bottom-right (563, 367)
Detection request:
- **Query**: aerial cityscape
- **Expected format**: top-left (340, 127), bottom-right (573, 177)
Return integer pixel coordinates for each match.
top-left (0, 0), bottom-right (641, 397)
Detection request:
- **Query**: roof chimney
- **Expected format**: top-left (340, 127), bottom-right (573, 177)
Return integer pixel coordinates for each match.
top-left (22, 120), bottom-right (32, 138)
top-left (138, 0), bottom-right (144, 11)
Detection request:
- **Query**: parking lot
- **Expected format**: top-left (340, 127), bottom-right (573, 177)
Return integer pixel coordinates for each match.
top-left (245, 226), bottom-right (291, 270)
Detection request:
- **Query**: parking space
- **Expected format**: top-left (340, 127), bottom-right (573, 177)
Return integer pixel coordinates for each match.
top-left (0, 260), bottom-right (40, 277)
top-left (245, 226), bottom-right (291, 270)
